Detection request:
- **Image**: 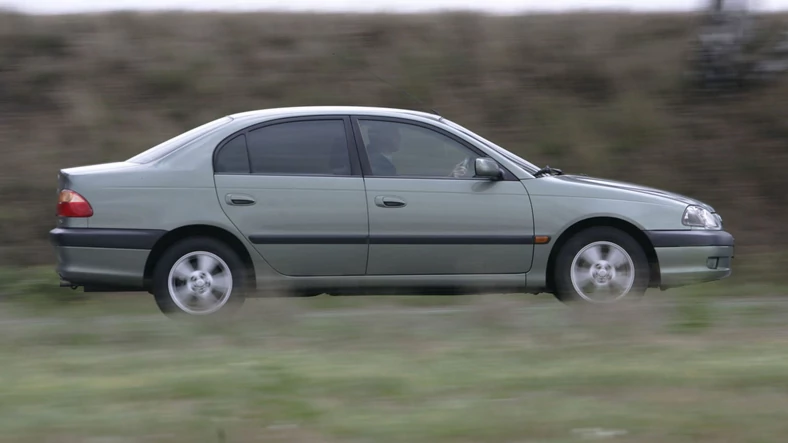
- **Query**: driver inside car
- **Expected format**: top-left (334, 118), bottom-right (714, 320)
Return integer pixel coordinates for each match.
top-left (366, 124), bottom-right (400, 176)
top-left (450, 156), bottom-right (472, 178)
top-left (365, 122), bottom-right (476, 178)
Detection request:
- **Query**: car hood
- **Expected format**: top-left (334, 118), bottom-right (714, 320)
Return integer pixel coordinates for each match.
top-left (550, 175), bottom-right (715, 212)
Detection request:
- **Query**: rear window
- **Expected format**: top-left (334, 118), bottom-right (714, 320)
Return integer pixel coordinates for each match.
top-left (127, 116), bottom-right (233, 164)
top-left (246, 119), bottom-right (350, 176)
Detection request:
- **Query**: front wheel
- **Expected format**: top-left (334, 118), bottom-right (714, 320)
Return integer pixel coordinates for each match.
top-left (553, 227), bottom-right (650, 304)
top-left (152, 237), bottom-right (247, 318)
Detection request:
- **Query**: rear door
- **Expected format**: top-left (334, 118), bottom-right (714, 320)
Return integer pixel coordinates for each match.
top-left (214, 116), bottom-right (369, 276)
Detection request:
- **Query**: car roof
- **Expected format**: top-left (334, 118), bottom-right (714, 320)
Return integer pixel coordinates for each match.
top-left (228, 106), bottom-right (443, 123)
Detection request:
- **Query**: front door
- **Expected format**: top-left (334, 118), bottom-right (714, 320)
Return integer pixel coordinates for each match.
top-left (214, 116), bottom-right (368, 276)
top-left (353, 117), bottom-right (534, 275)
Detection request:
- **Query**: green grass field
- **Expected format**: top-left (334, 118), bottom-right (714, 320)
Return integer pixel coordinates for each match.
top-left (2, 276), bottom-right (788, 442)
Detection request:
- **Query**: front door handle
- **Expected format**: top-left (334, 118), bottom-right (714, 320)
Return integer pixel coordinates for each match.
top-left (374, 196), bottom-right (406, 208)
top-left (226, 194), bottom-right (256, 206)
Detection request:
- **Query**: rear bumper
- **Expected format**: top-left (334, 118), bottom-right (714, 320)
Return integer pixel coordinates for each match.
top-left (645, 230), bottom-right (734, 289)
top-left (49, 228), bottom-right (165, 249)
top-left (50, 228), bottom-right (165, 290)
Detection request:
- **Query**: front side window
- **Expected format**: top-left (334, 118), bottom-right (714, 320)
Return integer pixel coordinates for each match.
top-left (246, 120), bottom-right (351, 176)
top-left (357, 119), bottom-right (479, 179)
top-left (442, 118), bottom-right (539, 174)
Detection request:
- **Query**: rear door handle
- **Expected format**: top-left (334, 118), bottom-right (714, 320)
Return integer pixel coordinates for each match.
top-left (226, 194), bottom-right (256, 206)
top-left (374, 196), bottom-right (406, 208)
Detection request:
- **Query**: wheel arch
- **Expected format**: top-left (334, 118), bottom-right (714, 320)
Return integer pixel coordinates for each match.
top-left (143, 224), bottom-right (256, 291)
top-left (544, 217), bottom-right (660, 292)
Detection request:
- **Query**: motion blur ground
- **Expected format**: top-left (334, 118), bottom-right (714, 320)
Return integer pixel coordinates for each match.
top-left (3, 285), bottom-right (788, 442)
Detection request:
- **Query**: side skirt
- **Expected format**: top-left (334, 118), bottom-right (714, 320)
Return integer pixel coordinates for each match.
top-left (250, 274), bottom-right (529, 297)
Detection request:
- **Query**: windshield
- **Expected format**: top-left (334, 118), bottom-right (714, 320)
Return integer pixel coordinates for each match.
top-left (442, 119), bottom-right (540, 174)
top-left (127, 116), bottom-right (233, 164)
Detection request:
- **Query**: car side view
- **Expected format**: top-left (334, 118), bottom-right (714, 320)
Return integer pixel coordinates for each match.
top-left (49, 106), bottom-right (734, 317)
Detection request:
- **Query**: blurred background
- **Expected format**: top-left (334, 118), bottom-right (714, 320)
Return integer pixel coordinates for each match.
top-left (1, 0), bottom-right (787, 280)
top-left (2, 0), bottom-right (788, 442)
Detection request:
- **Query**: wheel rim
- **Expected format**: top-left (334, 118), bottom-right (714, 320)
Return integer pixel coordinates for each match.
top-left (570, 241), bottom-right (635, 303)
top-left (167, 251), bottom-right (233, 315)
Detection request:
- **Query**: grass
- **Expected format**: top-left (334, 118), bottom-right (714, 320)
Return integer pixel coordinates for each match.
top-left (2, 283), bottom-right (788, 442)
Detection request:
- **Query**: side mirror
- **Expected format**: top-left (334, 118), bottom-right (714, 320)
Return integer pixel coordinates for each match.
top-left (474, 157), bottom-right (503, 180)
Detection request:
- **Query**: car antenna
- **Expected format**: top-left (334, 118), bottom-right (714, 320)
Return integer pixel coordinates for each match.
top-left (331, 52), bottom-right (441, 117)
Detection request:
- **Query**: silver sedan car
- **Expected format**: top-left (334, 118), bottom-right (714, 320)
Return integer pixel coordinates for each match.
top-left (49, 106), bottom-right (734, 317)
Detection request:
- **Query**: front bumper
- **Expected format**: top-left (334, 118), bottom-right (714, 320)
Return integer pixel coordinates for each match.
top-left (645, 230), bottom-right (734, 289)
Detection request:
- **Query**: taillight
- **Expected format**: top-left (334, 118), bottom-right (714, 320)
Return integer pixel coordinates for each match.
top-left (57, 190), bottom-right (93, 218)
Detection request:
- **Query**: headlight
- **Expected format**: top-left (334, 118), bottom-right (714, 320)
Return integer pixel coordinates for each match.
top-left (682, 205), bottom-right (721, 229)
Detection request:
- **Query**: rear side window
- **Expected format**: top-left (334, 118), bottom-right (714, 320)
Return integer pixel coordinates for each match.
top-left (215, 134), bottom-right (250, 173)
top-left (246, 120), bottom-right (351, 176)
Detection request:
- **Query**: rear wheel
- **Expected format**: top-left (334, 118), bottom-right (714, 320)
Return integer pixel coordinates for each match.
top-left (553, 227), bottom-right (649, 304)
top-left (152, 237), bottom-right (247, 318)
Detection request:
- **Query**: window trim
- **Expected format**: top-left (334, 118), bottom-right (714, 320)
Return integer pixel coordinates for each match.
top-left (349, 115), bottom-right (518, 181)
top-left (212, 115), bottom-right (362, 177)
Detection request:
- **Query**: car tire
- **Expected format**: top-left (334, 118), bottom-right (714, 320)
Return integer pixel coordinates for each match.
top-left (152, 237), bottom-right (247, 318)
top-left (553, 227), bottom-right (649, 304)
